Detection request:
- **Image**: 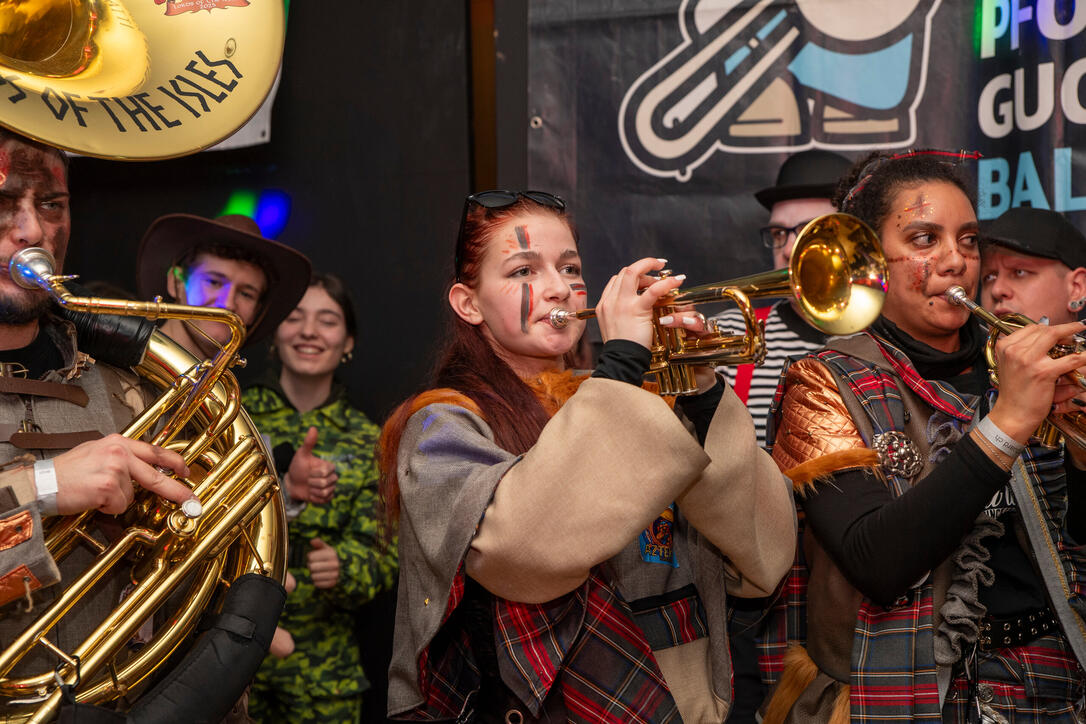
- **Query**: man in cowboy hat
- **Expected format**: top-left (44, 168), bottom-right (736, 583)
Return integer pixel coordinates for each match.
top-left (136, 214), bottom-right (337, 502)
top-left (136, 213), bottom-right (311, 360)
top-left (708, 148), bottom-right (851, 724)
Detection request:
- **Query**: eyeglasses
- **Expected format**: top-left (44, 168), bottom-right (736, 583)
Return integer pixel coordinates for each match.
top-left (760, 219), bottom-right (816, 250)
top-left (454, 190), bottom-right (566, 281)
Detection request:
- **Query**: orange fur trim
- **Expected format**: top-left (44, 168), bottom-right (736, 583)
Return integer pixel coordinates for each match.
top-left (523, 370), bottom-right (589, 417)
top-left (408, 388), bottom-right (482, 419)
top-left (785, 448), bottom-right (881, 497)
top-left (762, 645), bottom-right (820, 724)
top-left (831, 683), bottom-right (851, 724)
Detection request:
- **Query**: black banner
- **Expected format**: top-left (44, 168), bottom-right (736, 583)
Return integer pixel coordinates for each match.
top-left (528, 0), bottom-right (1086, 303)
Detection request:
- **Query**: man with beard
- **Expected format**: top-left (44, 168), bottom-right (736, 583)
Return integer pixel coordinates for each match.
top-left (0, 129), bottom-right (196, 607)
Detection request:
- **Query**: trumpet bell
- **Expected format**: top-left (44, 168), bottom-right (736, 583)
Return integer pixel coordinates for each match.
top-left (790, 213), bottom-right (887, 335)
top-left (558, 212), bottom-right (889, 395)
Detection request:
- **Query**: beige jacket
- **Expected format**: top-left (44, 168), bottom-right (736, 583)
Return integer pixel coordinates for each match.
top-left (388, 377), bottom-right (796, 721)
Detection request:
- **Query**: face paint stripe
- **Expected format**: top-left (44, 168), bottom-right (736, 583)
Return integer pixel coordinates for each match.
top-left (570, 282), bottom-right (588, 296)
top-left (520, 282), bottom-right (531, 333)
top-left (514, 225), bottom-right (530, 249)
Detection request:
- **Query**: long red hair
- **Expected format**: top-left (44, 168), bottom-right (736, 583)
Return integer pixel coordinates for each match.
top-left (378, 197), bottom-right (578, 525)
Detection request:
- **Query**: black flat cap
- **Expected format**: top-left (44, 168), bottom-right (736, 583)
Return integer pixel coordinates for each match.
top-left (982, 207), bottom-right (1086, 271)
top-left (754, 149), bottom-right (853, 211)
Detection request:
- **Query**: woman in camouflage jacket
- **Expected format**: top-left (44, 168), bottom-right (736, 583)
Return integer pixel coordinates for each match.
top-left (244, 273), bottom-right (397, 724)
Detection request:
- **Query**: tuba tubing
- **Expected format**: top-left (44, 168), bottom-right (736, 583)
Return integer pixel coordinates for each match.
top-left (0, 249), bottom-right (286, 723)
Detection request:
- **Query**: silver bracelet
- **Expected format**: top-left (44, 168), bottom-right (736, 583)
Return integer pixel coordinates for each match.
top-left (33, 458), bottom-right (58, 517)
top-left (975, 416), bottom-right (1025, 459)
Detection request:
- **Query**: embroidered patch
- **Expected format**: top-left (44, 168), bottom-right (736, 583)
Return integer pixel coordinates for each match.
top-left (640, 505), bottom-right (678, 567)
top-left (872, 430), bottom-right (923, 479)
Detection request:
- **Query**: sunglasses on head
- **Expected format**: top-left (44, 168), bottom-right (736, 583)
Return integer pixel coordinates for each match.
top-left (454, 190), bottom-right (567, 281)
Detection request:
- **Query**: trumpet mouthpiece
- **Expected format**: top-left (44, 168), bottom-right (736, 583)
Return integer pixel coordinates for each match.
top-left (549, 308), bottom-right (572, 329)
top-left (944, 286), bottom-right (969, 306)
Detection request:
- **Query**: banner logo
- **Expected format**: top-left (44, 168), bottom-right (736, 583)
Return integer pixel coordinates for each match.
top-left (619, 0), bottom-right (943, 180)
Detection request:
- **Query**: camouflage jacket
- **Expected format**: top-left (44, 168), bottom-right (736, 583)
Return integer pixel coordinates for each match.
top-left (242, 379), bottom-right (397, 699)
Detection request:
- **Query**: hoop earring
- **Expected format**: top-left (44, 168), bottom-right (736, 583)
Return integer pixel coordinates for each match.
top-left (1069, 298), bottom-right (1085, 312)
top-left (340, 350), bottom-right (353, 365)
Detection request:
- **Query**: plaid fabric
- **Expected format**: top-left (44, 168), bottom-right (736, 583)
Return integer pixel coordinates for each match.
top-left (406, 567), bottom-right (682, 722)
top-left (943, 633), bottom-right (1085, 722)
top-left (762, 331), bottom-right (1086, 722)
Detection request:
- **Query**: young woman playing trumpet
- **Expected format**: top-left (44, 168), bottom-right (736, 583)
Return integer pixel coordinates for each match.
top-left (379, 190), bottom-right (796, 722)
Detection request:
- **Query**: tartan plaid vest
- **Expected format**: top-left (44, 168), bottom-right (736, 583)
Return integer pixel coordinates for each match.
top-left (763, 332), bottom-right (1086, 722)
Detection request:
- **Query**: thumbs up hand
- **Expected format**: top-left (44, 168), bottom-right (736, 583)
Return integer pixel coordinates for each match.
top-left (307, 538), bottom-right (340, 589)
top-left (284, 427), bottom-right (338, 504)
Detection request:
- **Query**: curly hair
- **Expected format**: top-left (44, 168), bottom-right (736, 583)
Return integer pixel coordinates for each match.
top-left (834, 150), bottom-right (976, 233)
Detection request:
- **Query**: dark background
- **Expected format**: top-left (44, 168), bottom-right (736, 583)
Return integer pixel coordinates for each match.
top-left (66, 2), bottom-right (495, 422)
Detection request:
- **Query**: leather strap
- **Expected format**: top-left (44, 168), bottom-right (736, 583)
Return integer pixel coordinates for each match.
top-left (0, 376), bottom-right (89, 406)
top-left (9, 430), bottom-right (102, 450)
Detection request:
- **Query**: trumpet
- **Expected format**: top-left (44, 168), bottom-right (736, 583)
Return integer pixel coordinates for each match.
top-left (944, 285), bottom-right (1086, 448)
top-left (551, 213), bottom-right (888, 395)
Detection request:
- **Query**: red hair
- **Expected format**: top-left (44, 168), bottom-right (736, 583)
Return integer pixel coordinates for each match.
top-left (378, 198), bottom-right (577, 525)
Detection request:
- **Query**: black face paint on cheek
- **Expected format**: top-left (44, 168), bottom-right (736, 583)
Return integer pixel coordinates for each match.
top-left (520, 283), bottom-right (532, 333)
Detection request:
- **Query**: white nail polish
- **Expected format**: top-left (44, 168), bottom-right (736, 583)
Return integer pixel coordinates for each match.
top-left (181, 499), bottom-right (203, 518)
top-left (673, 274), bottom-right (687, 281)
top-left (683, 316), bottom-right (697, 325)
top-left (657, 258), bottom-right (668, 264)
top-left (657, 315), bottom-right (674, 324)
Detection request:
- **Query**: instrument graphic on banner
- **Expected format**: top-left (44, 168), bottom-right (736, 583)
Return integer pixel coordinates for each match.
top-left (550, 213), bottom-right (888, 395)
top-left (945, 285), bottom-right (1086, 449)
top-left (0, 248), bottom-right (286, 723)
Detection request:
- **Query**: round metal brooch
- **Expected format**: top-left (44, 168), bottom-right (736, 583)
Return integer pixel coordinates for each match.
top-left (871, 430), bottom-right (924, 479)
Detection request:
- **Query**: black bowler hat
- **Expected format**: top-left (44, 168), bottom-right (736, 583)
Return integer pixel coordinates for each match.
top-left (754, 149), bottom-right (853, 211)
top-left (982, 207), bottom-right (1086, 271)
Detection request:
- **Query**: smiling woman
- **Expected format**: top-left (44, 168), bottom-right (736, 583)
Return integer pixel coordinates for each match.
top-left (241, 273), bottom-right (398, 724)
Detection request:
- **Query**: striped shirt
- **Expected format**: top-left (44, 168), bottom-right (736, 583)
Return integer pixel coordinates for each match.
top-left (710, 300), bottom-right (826, 447)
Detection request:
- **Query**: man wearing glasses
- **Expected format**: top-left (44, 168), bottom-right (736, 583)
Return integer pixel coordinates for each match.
top-left (709, 148), bottom-right (850, 724)
top-left (710, 149), bottom-right (851, 448)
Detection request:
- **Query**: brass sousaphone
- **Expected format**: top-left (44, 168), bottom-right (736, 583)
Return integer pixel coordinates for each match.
top-left (0, 2), bottom-right (289, 722)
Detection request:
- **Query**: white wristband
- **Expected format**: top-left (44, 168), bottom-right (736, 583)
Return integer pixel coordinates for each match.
top-left (975, 416), bottom-right (1025, 459)
top-left (34, 459), bottom-right (58, 517)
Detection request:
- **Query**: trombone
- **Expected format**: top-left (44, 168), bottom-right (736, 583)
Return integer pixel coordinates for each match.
top-left (551, 213), bottom-right (888, 395)
top-left (945, 285), bottom-right (1086, 448)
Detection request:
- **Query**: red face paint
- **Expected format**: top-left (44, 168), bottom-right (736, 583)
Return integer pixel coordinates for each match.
top-left (570, 282), bottom-right (587, 296)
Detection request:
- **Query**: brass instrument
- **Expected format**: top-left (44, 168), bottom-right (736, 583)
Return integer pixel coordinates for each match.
top-left (944, 285), bottom-right (1086, 448)
top-left (551, 212), bottom-right (888, 395)
top-left (0, 248), bottom-right (286, 723)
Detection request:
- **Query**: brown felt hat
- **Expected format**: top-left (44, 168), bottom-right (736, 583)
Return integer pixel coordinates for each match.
top-left (136, 214), bottom-right (311, 345)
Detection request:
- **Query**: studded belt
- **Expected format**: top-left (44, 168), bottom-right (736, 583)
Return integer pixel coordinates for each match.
top-left (979, 607), bottom-right (1058, 651)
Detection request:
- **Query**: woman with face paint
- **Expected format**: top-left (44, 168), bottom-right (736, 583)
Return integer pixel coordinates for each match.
top-left (378, 191), bottom-right (796, 722)
top-left (762, 152), bottom-right (1086, 723)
